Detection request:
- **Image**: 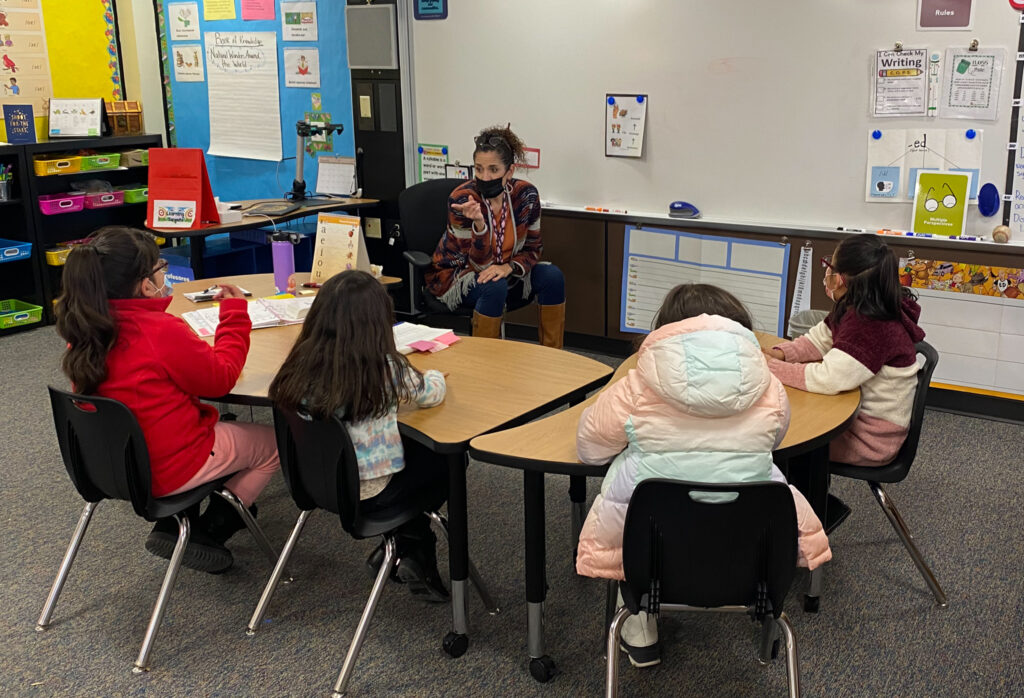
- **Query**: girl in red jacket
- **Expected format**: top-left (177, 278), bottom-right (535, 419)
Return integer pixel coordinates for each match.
top-left (55, 226), bottom-right (280, 574)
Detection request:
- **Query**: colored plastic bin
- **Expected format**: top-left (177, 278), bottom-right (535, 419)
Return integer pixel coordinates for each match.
top-left (0, 238), bottom-right (31, 262)
top-left (45, 247), bottom-right (72, 266)
top-left (121, 149), bottom-right (149, 167)
top-left (79, 153), bottom-right (122, 171)
top-left (39, 193), bottom-right (85, 215)
top-left (81, 190), bottom-right (125, 209)
top-left (118, 185), bottom-right (148, 203)
top-left (33, 155), bottom-right (81, 176)
top-left (0, 299), bottom-right (43, 329)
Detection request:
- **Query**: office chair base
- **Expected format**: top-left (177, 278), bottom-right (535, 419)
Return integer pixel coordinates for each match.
top-left (442, 631), bottom-right (469, 658)
top-left (529, 655), bottom-right (558, 682)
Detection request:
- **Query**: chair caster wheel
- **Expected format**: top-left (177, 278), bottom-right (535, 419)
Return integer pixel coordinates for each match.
top-left (803, 595), bottom-right (820, 613)
top-left (529, 655), bottom-right (558, 683)
top-left (443, 631), bottom-right (468, 658)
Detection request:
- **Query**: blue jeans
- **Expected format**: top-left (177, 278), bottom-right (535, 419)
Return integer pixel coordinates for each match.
top-left (459, 263), bottom-right (565, 317)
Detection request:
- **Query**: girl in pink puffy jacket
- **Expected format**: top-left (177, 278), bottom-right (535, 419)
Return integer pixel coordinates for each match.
top-left (576, 284), bottom-right (830, 669)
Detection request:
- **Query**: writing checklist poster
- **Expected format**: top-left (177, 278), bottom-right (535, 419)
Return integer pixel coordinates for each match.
top-left (606, 94), bottom-right (647, 158)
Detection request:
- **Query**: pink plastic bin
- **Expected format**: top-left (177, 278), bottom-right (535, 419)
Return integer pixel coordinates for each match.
top-left (38, 193), bottom-right (85, 215)
top-left (82, 191), bottom-right (125, 209)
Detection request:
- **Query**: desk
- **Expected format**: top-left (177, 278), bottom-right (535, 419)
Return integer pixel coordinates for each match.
top-left (151, 197), bottom-right (379, 278)
top-left (468, 332), bottom-right (860, 680)
top-left (166, 274), bottom-right (614, 657)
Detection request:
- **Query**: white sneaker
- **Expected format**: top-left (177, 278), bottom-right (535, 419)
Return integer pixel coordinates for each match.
top-left (619, 609), bottom-right (660, 668)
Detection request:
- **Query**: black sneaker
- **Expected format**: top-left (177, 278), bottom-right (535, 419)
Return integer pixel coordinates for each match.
top-left (145, 518), bottom-right (233, 574)
top-left (365, 542), bottom-right (403, 583)
top-left (396, 555), bottom-right (450, 603)
top-left (200, 495), bottom-right (257, 545)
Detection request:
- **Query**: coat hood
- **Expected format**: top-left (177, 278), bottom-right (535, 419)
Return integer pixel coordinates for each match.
top-left (636, 315), bottom-right (772, 418)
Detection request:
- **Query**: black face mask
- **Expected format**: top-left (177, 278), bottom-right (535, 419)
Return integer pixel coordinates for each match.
top-left (475, 176), bottom-right (505, 199)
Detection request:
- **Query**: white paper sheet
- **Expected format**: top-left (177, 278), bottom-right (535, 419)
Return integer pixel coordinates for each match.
top-left (284, 48), bottom-right (319, 88)
top-left (865, 128), bottom-right (983, 202)
top-left (787, 245), bottom-right (813, 337)
top-left (316, 155), bottom-right (357, 195)
top-left (393, 322), bottom-right (453, 355)
top-left (182, 297), bottom-right (314, 337)
top-left (281, 1), bottom-right (318, 41)
top-left (606, 94), bottom-right (647, 158)
top-left (172, 44), bottom-right (204, 82)
top-left (873, 48), bottom-right (928, 117)
top-left (168, 2), bottom-right (200, 41)
top-left (938, 48), bottom-right (1004, 121)
top-left (205, 31), bottom-right (282, 162)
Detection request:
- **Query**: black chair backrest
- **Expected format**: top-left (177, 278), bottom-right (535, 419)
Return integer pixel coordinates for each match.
top-left (272, 405), bottom-right (363, 535)
top-left (398, 178), bottom-right (464, 255)
top-left (48, 386), bottom-right (153, 517)
top-left (886, 340), bottom-right (939, 473)
top-left (621, 479), bottom-right (797, 617)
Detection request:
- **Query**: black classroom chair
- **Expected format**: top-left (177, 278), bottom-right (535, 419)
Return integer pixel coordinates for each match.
top-left (606, 480), bottom-right (801, 698)
top-left (828, 340), bottom-right (946, 607)
top-left (246, 406), bottom-right (497, 697)
top-left (38, 386), bottom-right (279, 672)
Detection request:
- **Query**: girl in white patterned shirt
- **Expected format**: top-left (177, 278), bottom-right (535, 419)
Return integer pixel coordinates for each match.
top-left (270, 270), bottom-right (450, 601)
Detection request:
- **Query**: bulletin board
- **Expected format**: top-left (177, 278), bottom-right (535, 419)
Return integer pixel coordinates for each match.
top-left (0, 0), bottom-right (122, 141)
top-left (155, 0), bottom-right (356, 203)
top-left (411, 1), bottom-right (1020, 234)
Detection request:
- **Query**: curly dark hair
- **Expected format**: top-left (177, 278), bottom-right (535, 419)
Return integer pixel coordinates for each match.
top-left (473, 124), bottom-right (526, 168)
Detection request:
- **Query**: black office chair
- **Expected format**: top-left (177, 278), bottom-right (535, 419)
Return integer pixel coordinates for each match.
top-left (606, 480), bottom-right (801, 698)
top-left (398, 178), bottom-right (471, 326)
top-left (247, 406), bottom-right (497, 697)
top-left (828, 340), bottom-right (946, 607)
top-left (38, 386), bottom-right (279, 673)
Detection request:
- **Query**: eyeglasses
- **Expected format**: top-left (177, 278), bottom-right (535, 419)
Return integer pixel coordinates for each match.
top-left (474, 134), bottom-right (509, 150)
top-left (820, 255), bottom-right (834, 272)
top-left (151, 258), bottom-right (169, 276)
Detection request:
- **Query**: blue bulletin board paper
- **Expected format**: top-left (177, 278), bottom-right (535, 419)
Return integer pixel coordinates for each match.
top-left (415, 0), bottom-right (448, 20)
top-left (158, 0), bottom-right (354, 203)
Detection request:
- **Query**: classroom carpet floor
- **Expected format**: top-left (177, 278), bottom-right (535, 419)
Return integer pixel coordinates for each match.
top-left (1, 325), bottom-right (1022, 697)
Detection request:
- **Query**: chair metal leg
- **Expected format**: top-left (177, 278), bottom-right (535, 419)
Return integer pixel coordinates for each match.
top-left (869, 482), bottom-right (947, 608)
top-left (248, 510), bottom-right (311, 635)
top-left (777, 612), bottom-right (801, 698)
top-left (427, 511), bottom-right (500, 615)
top-left (332, 537), bottom-right (398, 697)
top-left (133, 515), bottom-right (191, 673)
top-left (216, 489), bottom-right (281, 569)
top-left (605, 606), bottom-right (631, 698)
top-left (36, 501), bottom-right (98, 631)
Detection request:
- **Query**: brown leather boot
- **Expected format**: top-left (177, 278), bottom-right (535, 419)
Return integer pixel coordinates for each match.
top-left (538, 302), bottom-right (565, 349)
top-left (472, 310), bottom-right (503, 339)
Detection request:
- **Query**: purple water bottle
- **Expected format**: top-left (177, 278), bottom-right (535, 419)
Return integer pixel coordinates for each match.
top-left (271, 234), bottom-right (295, 294)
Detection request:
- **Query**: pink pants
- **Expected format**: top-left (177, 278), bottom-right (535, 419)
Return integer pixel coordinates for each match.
top-left (165, 422), bottom-right (280, 507)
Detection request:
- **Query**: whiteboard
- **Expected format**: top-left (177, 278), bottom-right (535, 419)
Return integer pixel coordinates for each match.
top-left (411, 1), bottom-right (1020, 232)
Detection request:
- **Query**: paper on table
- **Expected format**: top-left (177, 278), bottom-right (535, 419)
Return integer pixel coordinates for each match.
top-left (393, 322), bottom-right (455, 354)
top-left (182, 297), bottom-right (314, 337)
top-left (205, 32), bottom-right (282, 161)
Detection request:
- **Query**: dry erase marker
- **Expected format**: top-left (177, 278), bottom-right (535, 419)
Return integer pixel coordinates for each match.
top-left (301, 281), bottom-right (322, 288)
top-left (836, 226), bottom-right (866, 233)
top-left (948, 235), bottom-right (985, 241)
top-left (877, 228), bottom-right (906, 236)
top-left (905, 231), bottom-right (933, 238)
top-left (585, 206), bottom-right (609, 212)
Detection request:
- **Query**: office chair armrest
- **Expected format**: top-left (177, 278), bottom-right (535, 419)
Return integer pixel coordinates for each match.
top-left (402, 250), bottom-right (433, 268)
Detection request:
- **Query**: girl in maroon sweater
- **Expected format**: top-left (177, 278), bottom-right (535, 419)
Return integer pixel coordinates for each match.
top-left (55, 227), bottom-right (279, 574)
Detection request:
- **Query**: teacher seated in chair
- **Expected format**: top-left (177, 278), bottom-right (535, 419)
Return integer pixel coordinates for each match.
top-left (424, 124), bottom-right (566, 348)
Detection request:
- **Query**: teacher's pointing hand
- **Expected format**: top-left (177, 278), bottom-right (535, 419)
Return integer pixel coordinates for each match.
top-left (452, 200), bottom-right (485, 228)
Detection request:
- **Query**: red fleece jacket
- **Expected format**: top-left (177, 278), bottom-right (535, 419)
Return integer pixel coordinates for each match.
top-left (96, 296), bottom-right (251, 496)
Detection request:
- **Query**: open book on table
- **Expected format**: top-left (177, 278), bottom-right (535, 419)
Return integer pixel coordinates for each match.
top-left (182, 297), bottom-right (315, 338)
top-left (393, 322), bottom-right (461, 355)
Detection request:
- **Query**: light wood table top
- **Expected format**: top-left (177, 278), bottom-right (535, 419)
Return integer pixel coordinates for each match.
top-left (168, 274), bottom-right (614, 452)
top-left (469, 331), bottom-right (861, 473)
top-left (150, 197), bottom-right (379, 237)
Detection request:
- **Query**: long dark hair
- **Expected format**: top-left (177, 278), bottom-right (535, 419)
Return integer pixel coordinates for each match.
top-left (473, 124), bottom-right (526, 168)
top-left (55, 226), bottom-right (161, 394)
top-left (829, 234), bottom-right (915, 324)
top-left (268, 270), bottom-right (422, 421)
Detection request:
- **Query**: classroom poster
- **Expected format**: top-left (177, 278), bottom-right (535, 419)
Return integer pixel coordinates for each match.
top-left (203, 0), bottom-right (236, 21)
top-left (938, 48), bottom-right (1004, 121)
top-left (900, 257), bottom-right (1024, 300)
top-left (284, 48), bottom-right (319, 88)
top-left (1012, 109), bottom-right (1024, 239)
top-left (241, 0), bottom-right (275, 21)
top-left (168, 2), bottom-right (200, 40)
top-left (873, 49), bottom-right (928, 117)
top-left (316, 155), bottom-right (356, 195)
top-left (303, 110), bottom-right (332, 155)
top-left (620, 226), bottom-right (790, 336)
top-left (865, 128), bottom-right (982, 202)
top-left (417, 143), bottom-right (448, 181)
top-left (152, 199), bottom-right (197, 228)
top-left (206, 32), bottom-right (282, 161)
top-left (912, 171), bottom-right (970, 236)
top-left (3, 104), bottom-right (35, 143)
top-left (917, 0), bottom-right (974, 30)
top-left (48, 98), bottom-right (102, 137)
top-left (311, 213), bottom-right (370, 283)
top-left (172, 44), bottom-right (204, 82)
top-left (606, 94), bottom-right (647, 158)
top-left (281, 1), bottom-right (318, 41)
top-left (0, 0), bottom-right (52, 116)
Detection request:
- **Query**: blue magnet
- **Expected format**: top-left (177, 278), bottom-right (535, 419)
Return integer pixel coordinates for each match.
top-left (636, 95), bottom-right (644, 103)
top-left (966, 129), bottom-right (977, 140)
top-left (417, 146), bottom-right (424, 153)
top-left (872, 130), bottom-right (882, 140)
top-left (441, 147), bottom-right (448, 155)
top-left (607, 96), bottom-right (615, 105)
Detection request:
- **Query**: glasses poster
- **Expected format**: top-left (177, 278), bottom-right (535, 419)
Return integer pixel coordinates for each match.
top-left (911, 170), bottom-right (970, 236)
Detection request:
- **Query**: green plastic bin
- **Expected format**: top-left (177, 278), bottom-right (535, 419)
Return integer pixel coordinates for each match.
top-left (0, 299), bottom-right (43, 329)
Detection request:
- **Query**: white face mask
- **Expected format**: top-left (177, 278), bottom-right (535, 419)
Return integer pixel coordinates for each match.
top-left (148, 276), bottom-right (173, 298)
top-left (823, 273), bottom-right (841, 301)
